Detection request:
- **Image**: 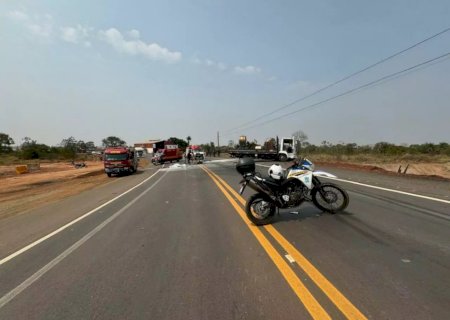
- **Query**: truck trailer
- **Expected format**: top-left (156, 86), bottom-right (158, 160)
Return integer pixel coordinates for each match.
top-left (228, 137), bottom-right (296, 161)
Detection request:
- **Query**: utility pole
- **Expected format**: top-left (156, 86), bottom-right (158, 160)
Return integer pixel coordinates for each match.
top-left (217, 131), bottom-right (220, 149)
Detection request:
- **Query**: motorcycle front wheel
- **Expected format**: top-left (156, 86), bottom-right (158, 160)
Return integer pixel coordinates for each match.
top-left (311, 183), bottom-right (349, 213)
top-left (245, 193), bottom-right (276, 226)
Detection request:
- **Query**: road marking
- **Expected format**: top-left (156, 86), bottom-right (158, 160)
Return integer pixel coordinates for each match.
top-left (324, 177), bottom-right (450, 204)
top-left (350, 189), bottom-right (450, 221)
top-left (266, 225), bottom-right (368, 320)
top-left (0, 171), bottom-right (168, 310)
top-left (0, 170), bottom-right (162, 267)
top-left (285, 254), bottom-right (296, 263)
top-left (256, 163), bottom-right (450, 204)
top-left (203, 165), bottom-right (368, 320)
top-left (201, 166), bottom-right (331, 320)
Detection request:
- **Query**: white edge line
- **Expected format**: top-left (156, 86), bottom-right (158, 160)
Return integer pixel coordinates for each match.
top-left (256, 163), bottom-right (450, 204)
top-left (0, 170), bottom-right (168, 309)
top-left (323, 176), bottom-right (450, 204)
top-left (0, 169), bottom-right (161, 266)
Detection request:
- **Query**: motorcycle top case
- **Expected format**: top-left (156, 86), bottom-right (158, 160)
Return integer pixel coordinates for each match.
top-left (236, 158), bottom-right (255, 175)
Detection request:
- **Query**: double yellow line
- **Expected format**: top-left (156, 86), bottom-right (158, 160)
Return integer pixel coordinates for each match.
top-left (201, 165), bottom-right (367, 320)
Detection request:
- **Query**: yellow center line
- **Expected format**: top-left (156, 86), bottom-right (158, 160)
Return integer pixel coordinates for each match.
top-left (200, 166), bottom-right (331, 320)
top-left (201, 165), bottom-right (368, 320)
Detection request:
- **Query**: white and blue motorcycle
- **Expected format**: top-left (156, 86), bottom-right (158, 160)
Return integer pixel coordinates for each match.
top-left (236, 158), bottom-right (349, 225)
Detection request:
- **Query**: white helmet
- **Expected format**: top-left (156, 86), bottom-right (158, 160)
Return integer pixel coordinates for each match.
top-left (268, 164), bottom-right (283, 180)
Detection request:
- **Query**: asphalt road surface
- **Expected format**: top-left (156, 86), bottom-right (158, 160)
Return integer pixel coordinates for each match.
top-left (0, 160), bottom-right (449, 319)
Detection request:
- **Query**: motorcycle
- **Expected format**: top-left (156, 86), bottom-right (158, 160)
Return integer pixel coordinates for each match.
top-left (236, 157), bottom-right (349, 225)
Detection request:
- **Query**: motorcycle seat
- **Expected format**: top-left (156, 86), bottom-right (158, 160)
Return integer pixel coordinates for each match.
top-left (264, 176), bottom-right (283, 187)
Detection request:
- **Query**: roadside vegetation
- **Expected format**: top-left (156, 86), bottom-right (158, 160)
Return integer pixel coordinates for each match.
top-left (0, 133), bottom-right (131, 165)
top-left (300, 141), bottom-right (450, 164)
top-left (2, 131), bottom-right (449, 166)
top-left (0, 133), bottom-right (206, 166)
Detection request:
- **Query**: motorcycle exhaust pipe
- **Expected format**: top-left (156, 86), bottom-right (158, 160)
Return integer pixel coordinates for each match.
top-left (247, 179), bottom-right (276, 201)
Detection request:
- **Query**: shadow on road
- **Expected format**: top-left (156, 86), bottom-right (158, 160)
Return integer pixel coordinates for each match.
top-left (271, 207), bottom-right (354, 224)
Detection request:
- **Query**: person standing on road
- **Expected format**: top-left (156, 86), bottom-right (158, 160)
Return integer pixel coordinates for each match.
top-left (187, 150), bottom-right (192, 164)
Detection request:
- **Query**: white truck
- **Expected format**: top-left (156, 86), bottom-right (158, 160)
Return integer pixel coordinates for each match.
top-left (228, 137), bottom-right (296, 161)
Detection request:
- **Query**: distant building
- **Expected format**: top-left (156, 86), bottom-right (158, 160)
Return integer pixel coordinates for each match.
top-left (134, 140), bottom-right (161, 154)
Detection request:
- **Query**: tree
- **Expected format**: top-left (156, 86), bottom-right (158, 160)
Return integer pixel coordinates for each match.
top-left (345, 143), bottom-right (357, 154)
top-left (21, 137), bottom-right (35, 147)
top-left (19, 137), bottom-right (51, 159)
top-left (168, 137), bottom-right (188, 149)
top-left (60, 136), bottom-right (77, 149)
top-left (202, 143), bottom-right (211, 156)
top-left (0, 133), bottom-right (15, 153)
top-left (76, 140), bottom-right (87, 153)
top-left (85, 141), bottom-right (96, 153)
top-left (186, 136), bottom-right (192, 146)
top-left (292, 130), bottom-right (308, 154)
top-left (373, 142), bottom-right (391, 154)
top-left (102, 136), bottom-right (126, 147)
top-left (60, 136), bottom-right (78, 159)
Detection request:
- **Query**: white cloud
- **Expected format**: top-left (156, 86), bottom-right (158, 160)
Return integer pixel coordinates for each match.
top-left (192, 57), bottom-right (202, 64)
top-left (233, 65), bottom-right (262, 75)
top-left (217, 62), bottom-right (227, 71)
top-left (191, 56), bottom-right (227, 71)
top-left (7, 10), bottom-right (29, 21)
top-left (98, 28), bottom-right (182, 63)
top-left (27, 23), bottom-right (52, 37)
top-left (286, 80), bottom-right (313, 91)
top-left (128, 29), bottom-right (140, 39)
top-left (60, 25), bottom-right (91, 46)
top-left (7, 9), bottom-right (53, 39)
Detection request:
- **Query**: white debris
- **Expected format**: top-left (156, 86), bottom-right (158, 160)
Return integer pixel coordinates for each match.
top-left (170, 164), bottom-right (186, 169)
top-left (401, 259), bottom-right (411, 263)
top-left (285, 254), bottom-right (295, 263)
top-left (207, 159), bottom-right (236, 163)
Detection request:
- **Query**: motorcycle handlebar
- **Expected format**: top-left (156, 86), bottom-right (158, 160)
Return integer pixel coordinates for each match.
top-left (287, 157), bottom-right (303, 169)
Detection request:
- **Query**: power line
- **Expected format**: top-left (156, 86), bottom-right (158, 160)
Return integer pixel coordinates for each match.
top-left (224, 27), bottom-right (450, 133)
top-left (229, 52), bottom-right (450, 134)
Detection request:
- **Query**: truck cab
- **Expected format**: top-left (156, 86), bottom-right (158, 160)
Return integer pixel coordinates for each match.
top-left (277, 137), bottom-right (296, 161)
top-left (103, 147), bottom-right (138, 177)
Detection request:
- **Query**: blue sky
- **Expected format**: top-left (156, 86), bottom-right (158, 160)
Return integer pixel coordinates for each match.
top-left (1, 0), bottom-right (449, 147)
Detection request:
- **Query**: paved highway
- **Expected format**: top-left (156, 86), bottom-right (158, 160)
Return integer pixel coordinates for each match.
top-left (0, 160), bottom-right (449, 319)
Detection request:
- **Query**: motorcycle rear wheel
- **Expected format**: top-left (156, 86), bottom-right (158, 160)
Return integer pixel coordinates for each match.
top-left (311, 183), bottom-right (349, 213)
top-left (245, 193), bottom-right (276, 226)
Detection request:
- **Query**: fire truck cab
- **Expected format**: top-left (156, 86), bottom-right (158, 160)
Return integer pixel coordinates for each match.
top-left (103, 147), bottom-right (138, 177)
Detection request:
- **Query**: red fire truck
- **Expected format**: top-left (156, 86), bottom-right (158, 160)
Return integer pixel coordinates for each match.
top-left (103, 147), bottom-right (138, 177)
top-left (152, 144), bottom-right (183, 165)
